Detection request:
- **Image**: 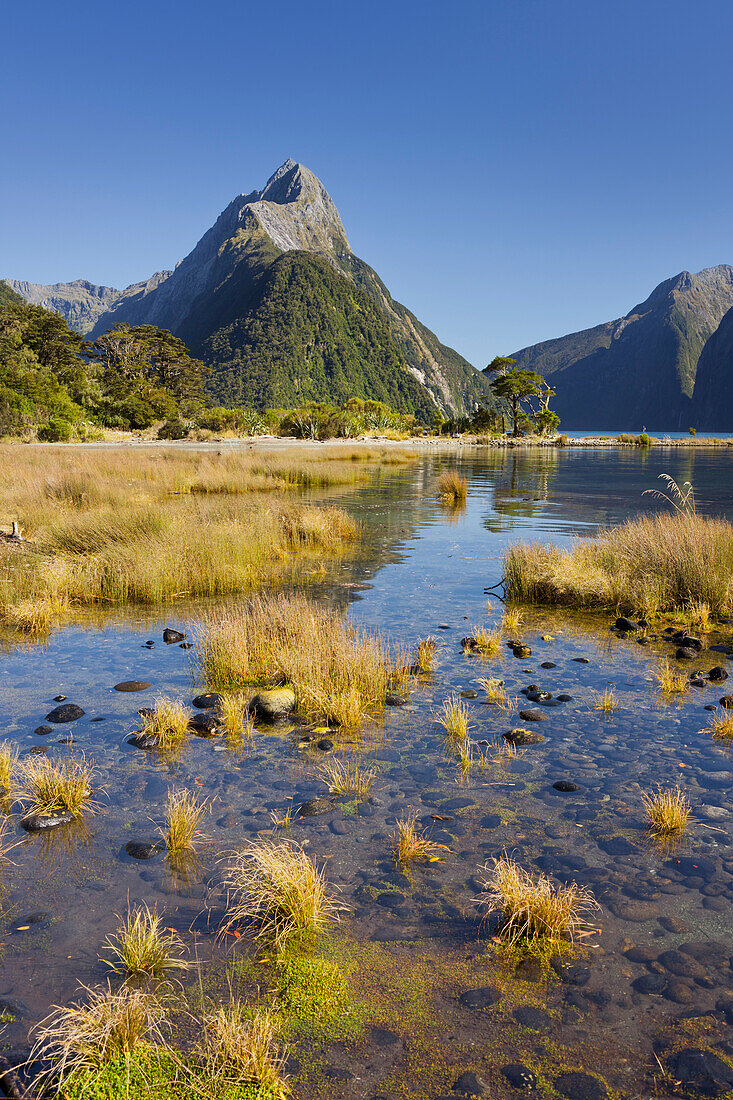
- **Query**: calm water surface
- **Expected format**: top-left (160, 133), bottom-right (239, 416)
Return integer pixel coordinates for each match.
top-left (2, 446), bottom-right (733, 1099)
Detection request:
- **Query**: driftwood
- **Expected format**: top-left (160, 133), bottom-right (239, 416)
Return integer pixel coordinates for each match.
top-left (0, 1056), bottom-right (36, 1100)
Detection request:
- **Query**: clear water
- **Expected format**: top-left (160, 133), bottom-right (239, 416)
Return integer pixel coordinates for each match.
top-left (2, 445), bottom-right (733, 1098)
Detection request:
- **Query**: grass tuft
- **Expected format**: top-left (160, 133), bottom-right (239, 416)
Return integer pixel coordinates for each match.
top-left (319, 757), bottom-right (377, 799)
top-left (480, 856), bottom-right (600, 953)
top-left (104, 903), bottom-right (188, 979)
top-left (642, 786), bottom-right (690, 838)
top-left (705, 709), bottom-right (733, 741)
top-left (0, 742), bottom-right (19, 794)
top-left (391, 813), bottom-right (449, 866)
top-left (416, 637), bottom-right (438, 671)
top-left (504, 512), bottom-right (733, 615)
top-left (219, 693), bottom-right (255, 743)
top-left (30, 984), bottom-right (165, 1087)
top-left (477, 678), bottom-right (517, 710)
top-left (14, 754), bottom-right (99, 817)
top-left (469, 626), bottom-right (502, 657)
top-left (436, 469), bottom-right (467, 503)
top-left (655, 659), bottom-right (689, 696)
top-left (162, 788), bottom-right (207, 853)
top-left (438, 695), bottom-right (473, 746)
top-left (140, 697), bottom-right (190, 749)
top-left (195, 593), bottom-right (392, 729)
top-left (203, 1004), bottom-right (289, 1099)
top-left (500, 608), bottom-right (524, 633)
top-left (593, 688), bottom-right (618, 713)
top-left (220, 839), bottom-right (346, 948)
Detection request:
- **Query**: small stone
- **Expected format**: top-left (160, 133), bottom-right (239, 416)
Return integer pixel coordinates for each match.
top-left (180, 642), bottom-right (193, 649)
top-left (676, 647), bottom-right (697, 660)
top-left (192, 692), bottom-right (223, 709)
top-left (551, 958), bottom-right (590, 985)
top-left (719, 695), bottom-right (733, 709)
top-left (189, 712), bottom-right (219, 736)
top-left (504, 728), bottom-right (544, 746)
top-left (552, 780), bottom-right (580, 793)
top-left (519, 708), bottom-right (547, 722)
top-left (53, 694), bottom-right (66, 702)
top-left (572, 657), bottom-right (590, 663)
top-left (250, 687), bottom-right (296, 720)
top-left (124, 840), bottom-right (163, 860)
top-left (555, 1072), bottom-right (607, 1100)
top-left (452, 1071), bottom-right (486, 1095)
top-left (386, 693), bottom-right (407, 706)
top-left (709, 666), bottom-right (728, 682)
top-left (512, 644), bottom-right (532, 658)
top-left (513, 1005), bottom-right (551, 1029)
top-left (34, 725), bottom-right (52, 736)
top-left (163, 628), bottom-right (186, 643)
top-left (667, 1050), bottom-right (733, 1096)
top-left (458, 987), bottom-right (500, 1009)
top-left (45, 703), bottom-right (84, 723)
top-left (20, 810), bottom-right (75, 832)
top-left (540, 661), bottom-right (557, 669)
top-left (114, 681), bottom-right (151, 692)
top-left (317, 738), bottom-right (334, 751)
top-left (461, 689), bottom-right (478, 699)
top-left (556, 693), bottom-right (574, 702)
top-left (297, 798), bottom-right (335, 817)
top-left (615, 617), bottom-right (638, 632)
top-left (502, 1065), bottom-right (537, 1091)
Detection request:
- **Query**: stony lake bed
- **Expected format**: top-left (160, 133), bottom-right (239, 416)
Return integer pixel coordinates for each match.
top-left (2, 444), bottom-right (733, 1100)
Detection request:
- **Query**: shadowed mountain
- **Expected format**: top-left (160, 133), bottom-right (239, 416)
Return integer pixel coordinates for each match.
top-left (509, 266), bottom-right (733, 428)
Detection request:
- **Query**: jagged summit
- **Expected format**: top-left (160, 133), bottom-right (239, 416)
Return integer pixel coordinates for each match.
top-left (3, 160), bottom-right (485, 417)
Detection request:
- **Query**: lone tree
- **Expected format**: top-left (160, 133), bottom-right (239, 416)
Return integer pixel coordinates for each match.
top-left (485, 356), bottom-right (559, 437)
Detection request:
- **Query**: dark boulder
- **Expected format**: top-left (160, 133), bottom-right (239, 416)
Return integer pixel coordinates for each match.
top-left (709, 667), bottom-right (729, 682)
top-left (114, 680), bottom-right (151, 692)
top-left (297, 798), bottom-right (335, 817)
top-left (163, 628), bottom-right (186, 643)
top-left (667, 1049), bottom-right (733, 1097)
top-left (125, 840), bottom-right (164, 860)
top-left (615, 617), bottom-right (638, 632)
top-left (192, 692), bottom-right (223, 709)
top-left (20, 810), bottom-right (75, 831)
top-left (504, 728), bottom-right (545, 746)
top-left (45, 703), bottom-right (84, 723)
top-left (189, 712), bottom-right (220, 736)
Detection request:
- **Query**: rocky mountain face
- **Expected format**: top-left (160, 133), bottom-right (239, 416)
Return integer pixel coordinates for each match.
top-left (5, 160), bottom-right (485, 418)
top-left (509, 265), bottom-right (733, 428)
top-left (689, 304), bottom-right (733, 428)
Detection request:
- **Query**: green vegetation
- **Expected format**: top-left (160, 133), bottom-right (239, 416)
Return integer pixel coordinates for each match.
top-left (504, 511), bottom-right (733, 615)
top-left (201, 252), bottom-right (437, 421)
top-left (485, 356), bottom-right (560, 437)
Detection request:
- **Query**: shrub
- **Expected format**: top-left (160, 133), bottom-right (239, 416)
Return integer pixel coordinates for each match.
top-left (38, 417), bottom-right (72, 442)
top-left (157, 419), bottom-right (189, 440)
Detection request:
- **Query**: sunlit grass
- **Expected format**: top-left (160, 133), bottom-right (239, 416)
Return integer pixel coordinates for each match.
top-left (30, 984), bottom-right (165, 1088)
top-left (593, 688), bottom-right (618, 713)
top-left (195, 593), bottom-right (393, 729)
top-left (0, 742), bottom-right (18, 794)
top-left (416, 637), bottom-right (438, 671)
top-left (704, 709), bottom-right (733, 741)
top-left (219, 693), bottom-right (255, 743)
top-left (504, 512), bottom-right (733, 615)
top-left (202, 1004), bottom-right (289, 1099)
top-left (467, 625), bottom-right (502, 657)
top-left (480, 856), bottom-right (600, 954)
top-left (140, 697), bottom-right (191, 749)
top-left (477, 678), bottom-right (517, 710)
top-left (438, 695), bottom-right (473, 746)
top-left (220, 839), bottom-right (346, 947)
top-left (655, 659), bottom-right (689, 696)
top-left (685, 599), bottom-right (712, 633)
top-left (319, 757), bottom-right (377, 799)
top-left (162, 789), bottom-right (207, 853)
top-left (500, 608), bottom-right (524, 633)
top-left (642, 786), bottom-right (690, 839)
top-left (14, 754), bottom-right (99, 817)
top-left (436, 469), bottom-right (467, 503)
top-left (104, 903), bottom-right (188, 979)
top-left (391, 813), bottom-right (449, 866)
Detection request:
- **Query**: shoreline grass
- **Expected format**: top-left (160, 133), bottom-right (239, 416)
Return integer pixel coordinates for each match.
top-left (319, 757), bottom-right (377, 799)
top-left (642, 786), bottom-right (690, 839)
top-left (162, 789), bottom-right (207, 853)
top-left (140, 697), bottom-right (191, 749)
top-left (104, 903), bottom-right (188, 979)
top-left (504, 512), bottom-right (733, 615)
top-left (391, 813), bottom-right (449, 867)
top-left (14, 754), bottom-right (99, 818)
top-left (436, 469), bottom-right (468, 503)
top-left (0, 445), bottom-right (414, 636)
top-left (195, 592), bottom-right (393, 729)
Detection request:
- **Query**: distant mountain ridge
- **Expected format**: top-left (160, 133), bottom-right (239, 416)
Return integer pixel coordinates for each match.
top-left (6, 160), bottom-right (486, 418)
top-left (509, 265), bottom-right (733, 429)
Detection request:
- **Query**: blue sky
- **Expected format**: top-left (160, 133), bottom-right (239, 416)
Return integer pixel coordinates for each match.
top-left (2, 0), bottom-right (732, 366)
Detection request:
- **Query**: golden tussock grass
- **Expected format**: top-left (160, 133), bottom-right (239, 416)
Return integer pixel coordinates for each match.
top-left (0, 742), bottom-right (18, 793)
top-left (480, 856), bottom-right (600, 951)
top-left (704, 709), bottom-right (733, 741)
top-left (642, 786), bottom-right (691, 838)
top-left (104, 903), bottom-right (188, 979)
top-left (685, 599), bottom-right (712, 633)
top-left (140, 697), bottom-right (191, 749)
top-left (500, 607), bottom-right (524, 633)
top-left (391, 813), bottom-right (449, 866)
top-left (0, 445), bottom-right (386, 634)
top-left (195, 592), bottom-right (392, 729)
top-left (319, 757), bottom-right (377, 799)
top-left (220, 839), bottom-right (346, 947)
top-left (14, 754), bottom-right (99, 817)
top-left (203, 1004), bottom-right (289, 1099)
top-left (416, 637), bottom-right (438, 671)
top-left (467, 626), bottom-right (502, 657)
top-left (593, 688), bottom-right (618, 712)
top-left (504, 512), bottom-right (733, 615)
top-left (30, 984), bottom-right (165, 1085)
top-left (438, 696), bottom-right (473, 745)
top-left (436, 469), bottom-right (468, 503)
top-left (219, 693), bottom-right (255, 743)
top-left (477, 678), bottom-right (517, 710)
top-left (162, 789), bottom-right (208, 853)
top-left (655, 659), bottom-right (688, 696)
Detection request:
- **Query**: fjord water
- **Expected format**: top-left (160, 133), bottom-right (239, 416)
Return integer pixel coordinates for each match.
top-left (2, 445), bottom-right (733, 1098)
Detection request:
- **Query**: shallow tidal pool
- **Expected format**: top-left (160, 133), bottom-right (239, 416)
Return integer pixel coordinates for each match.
top-left (2, 444), bottom-right (733, 1100)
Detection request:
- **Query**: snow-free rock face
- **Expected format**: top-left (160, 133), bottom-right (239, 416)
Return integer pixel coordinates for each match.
top-left (5, 160), bottom-right (486, 417)
top-left (508, 265), bottom-right (733, 429)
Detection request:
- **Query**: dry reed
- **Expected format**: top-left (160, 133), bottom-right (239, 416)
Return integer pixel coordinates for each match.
top-left (162, 789), bottom-right (207, 852)
top-left (391, 813), bottom-right (450, 866)
top-left (104, 903), bottom-right (188, 979)
top-left (14, 754), bottom-right (99, 817)
top-left (202, 1004), bottom-right (289, 1098)
top-left (319, 758), bottom-right (377, 799)
top-left (436, 469), bottom-right (468, 503)
top-left (642, 786), bottom-right (691, 838)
